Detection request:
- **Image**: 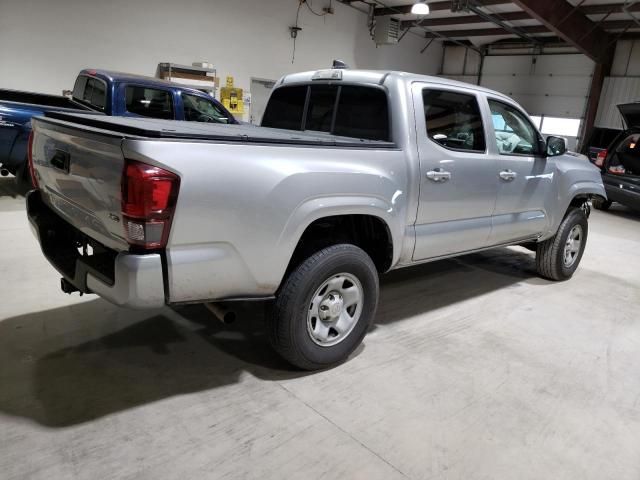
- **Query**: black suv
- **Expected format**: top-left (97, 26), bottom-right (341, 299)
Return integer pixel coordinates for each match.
top-left (593, 103), bottom-right (640, 211)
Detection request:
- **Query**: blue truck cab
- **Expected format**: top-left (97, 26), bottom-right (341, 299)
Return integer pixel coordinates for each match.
top-left (0, 69), bottom-right (236, 186)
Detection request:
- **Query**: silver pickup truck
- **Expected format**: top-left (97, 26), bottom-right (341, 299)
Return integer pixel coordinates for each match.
top-left (27, 68), bottom-right (605, 369)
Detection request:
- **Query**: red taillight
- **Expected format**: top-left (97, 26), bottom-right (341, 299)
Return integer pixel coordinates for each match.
top-left (121, 160), bottom-right (180, 249)
top-left (595, 149), bottom-right (607, 168)
top-left (27, 130), bottom-right (39, 189)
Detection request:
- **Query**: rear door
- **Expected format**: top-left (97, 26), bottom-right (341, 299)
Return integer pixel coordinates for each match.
top-left (412, 83), bottom-right (498, 260)
top-left (484, 97), bottom-right (553, 244)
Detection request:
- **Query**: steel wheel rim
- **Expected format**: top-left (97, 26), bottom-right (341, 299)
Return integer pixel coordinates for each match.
top-left (563, 224), bottom-right (583, 267)
top-left (307, 272), bottom-right (364, 347)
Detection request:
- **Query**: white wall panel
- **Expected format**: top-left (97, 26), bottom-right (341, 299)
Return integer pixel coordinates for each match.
top-left (595, 77), bottom-right (640, 129)
top-left (0, 0), bottom-right (443, 120)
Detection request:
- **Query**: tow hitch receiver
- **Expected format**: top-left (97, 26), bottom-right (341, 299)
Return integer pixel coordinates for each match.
top-left (60, 277), bottom-right (80, 295)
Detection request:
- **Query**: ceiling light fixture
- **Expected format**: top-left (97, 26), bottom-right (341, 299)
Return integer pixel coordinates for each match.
top-left (411, 1), bottom-right (430, 15)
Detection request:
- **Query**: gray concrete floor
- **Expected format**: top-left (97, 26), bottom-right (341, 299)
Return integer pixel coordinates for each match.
top-left (1, 175), bottom-right (639, 480)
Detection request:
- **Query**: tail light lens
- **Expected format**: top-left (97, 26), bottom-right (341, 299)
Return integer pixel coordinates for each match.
top-left (27, 130), bottom-right (39, 189)
top-left (595, 149), bottom-right (607, 168)
top-left (608, 165), bottom-right (626, 175)
top-left (121, 160), bottom-right (180, 249)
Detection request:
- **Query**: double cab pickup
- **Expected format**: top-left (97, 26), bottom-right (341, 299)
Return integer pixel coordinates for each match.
top-left (27, 68), bottom-right (605, 369)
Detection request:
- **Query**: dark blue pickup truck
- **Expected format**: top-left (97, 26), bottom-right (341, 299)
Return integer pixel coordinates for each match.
top-left (0, 69), bottom-right (236, 188)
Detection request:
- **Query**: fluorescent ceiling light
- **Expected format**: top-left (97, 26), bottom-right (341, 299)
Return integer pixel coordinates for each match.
top-left (411, 1), bottom-right (430, 15)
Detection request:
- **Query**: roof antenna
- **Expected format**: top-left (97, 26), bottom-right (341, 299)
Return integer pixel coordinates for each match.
top-left (332, 59), bottom-right (349, 69)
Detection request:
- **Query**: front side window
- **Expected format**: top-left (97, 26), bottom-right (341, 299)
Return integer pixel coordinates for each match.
top-left (125, 86), bottom-right (173, 120)
top-left (423, 89), bottom-right (486, 152)
top-left (183, 94), bottom-right (229, 123)
top-left (262, 85), bottom-right (390, 141)
top-left (489, 100), bottom-right (541, 156)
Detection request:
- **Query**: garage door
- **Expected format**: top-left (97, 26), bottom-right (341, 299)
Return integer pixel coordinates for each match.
top-left (479, 54), bottom-right (594, 118)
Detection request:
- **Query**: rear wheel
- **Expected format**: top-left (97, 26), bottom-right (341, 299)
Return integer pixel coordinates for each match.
top-left (536, 207), bottom-right (588, 281)
top-left (592, 197), bottom-right (612, 211)
top-left (267, 244), bottom-right (379, 370)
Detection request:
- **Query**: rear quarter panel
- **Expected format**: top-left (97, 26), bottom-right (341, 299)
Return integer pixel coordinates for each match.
top-left (122, 139), bottom-right (410, 302)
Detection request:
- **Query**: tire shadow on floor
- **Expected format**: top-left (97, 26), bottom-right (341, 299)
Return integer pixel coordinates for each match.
top-left (0, 247), bottom-right (543, 427)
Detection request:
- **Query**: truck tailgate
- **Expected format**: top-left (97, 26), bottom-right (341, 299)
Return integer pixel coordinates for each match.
top-left (31, 117), bottom-right (130, 251)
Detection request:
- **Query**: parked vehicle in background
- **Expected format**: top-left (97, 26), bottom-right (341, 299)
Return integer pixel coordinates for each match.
top-left (27, 67), bottom-right (605, 370)
top-left (584, 126), bottom-right (622, 164)
top-left (0, 69), bottom-right (236, 189)
top-left (592, 103), bottom-right (640, 212)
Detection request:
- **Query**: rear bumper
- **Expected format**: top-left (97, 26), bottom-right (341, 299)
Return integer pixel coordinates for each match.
top-left (26, 190), bottom-right (166, 309)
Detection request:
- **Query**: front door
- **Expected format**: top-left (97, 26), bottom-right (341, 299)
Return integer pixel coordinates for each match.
top-left (412, 84), bottom-right (498, 261)
top-left (485, 98), bottom-right (554, 245)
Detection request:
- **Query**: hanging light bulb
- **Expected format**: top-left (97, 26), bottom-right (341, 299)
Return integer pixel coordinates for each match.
top-left (411, 1), bottom-right (430, 15)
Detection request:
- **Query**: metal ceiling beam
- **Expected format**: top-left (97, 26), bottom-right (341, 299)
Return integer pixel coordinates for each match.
top-left (418, 25), bottom-right (549, 37)
top-left (414, 20), bottom-right (640, 40)
top-left (374, 0), bottom-right (510, 16)
top-left (582, 3), bottom-right (640, 15)
top-left (398, 11), bottom-right (530, 27)
top-left (510, 0), bottom-right (613, 62)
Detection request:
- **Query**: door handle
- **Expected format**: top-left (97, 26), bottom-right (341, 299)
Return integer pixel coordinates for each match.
top-left (499, 169), bottom-right (517, 181)
top-left (426, 168), bottom-right (452, 182)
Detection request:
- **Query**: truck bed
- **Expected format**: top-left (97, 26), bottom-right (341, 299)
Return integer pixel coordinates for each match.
top-left (0, 89), bottom-right (88, 111)
top-left (43, 111), bottom-right (397, 148)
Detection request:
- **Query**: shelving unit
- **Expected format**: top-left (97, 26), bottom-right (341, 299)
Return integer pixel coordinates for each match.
top-left (156, 62), bottom-right (218, 96)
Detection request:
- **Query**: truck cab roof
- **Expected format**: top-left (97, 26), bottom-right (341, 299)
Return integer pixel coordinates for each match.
top-left (79, 69), bottom-right (211, 98)
top-left (278, 68), bottom-right (513, 104)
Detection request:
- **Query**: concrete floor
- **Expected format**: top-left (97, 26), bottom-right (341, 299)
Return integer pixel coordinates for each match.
top-left (1, 175), bottom-right (639, 480)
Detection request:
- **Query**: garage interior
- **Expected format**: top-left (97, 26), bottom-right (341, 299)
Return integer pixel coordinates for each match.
top-left (1, 0), bottom-right (640, 479)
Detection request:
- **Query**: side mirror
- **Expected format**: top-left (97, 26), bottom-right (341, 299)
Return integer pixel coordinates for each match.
top-left (546, 135), bottom-right (567, 157)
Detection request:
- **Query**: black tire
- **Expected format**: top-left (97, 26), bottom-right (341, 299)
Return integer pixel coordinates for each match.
top-left (268, 244), bottom-right (379, 370)
top-left (536, 207), bottom-right (588, 281)
top-left (592, 197), bottom-right (612, 211)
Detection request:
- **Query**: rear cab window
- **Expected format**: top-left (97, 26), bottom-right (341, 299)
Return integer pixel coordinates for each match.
top-left (422, 89), bottom-right (486, 152)
top-left (125, 86), bottom-right (174, 120)
top-left (262, 84), bottom-right (390, 141)
top-left (72, 75), bottom-right (107, 111)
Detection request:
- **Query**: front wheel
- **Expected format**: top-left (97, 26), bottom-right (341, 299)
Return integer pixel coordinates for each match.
top-left (536, 207), bottom-right (588, 281)
top-left (267, 244), bottom-right (379, 370)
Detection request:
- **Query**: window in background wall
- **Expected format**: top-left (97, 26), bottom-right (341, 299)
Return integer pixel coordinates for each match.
top-left (530, 116), bottom-right (542, 129)
top-left (540, 117), bottom-right (581, 137)
top-left (526, 116), bottom-right (580, 138)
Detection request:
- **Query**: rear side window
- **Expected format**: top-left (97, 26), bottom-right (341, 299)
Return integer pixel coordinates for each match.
top-left (423, 89), bottom-right (485, 152)
top-left (261, 86), bottom-right (307, 130)
top-left (73, 76), bottom-right (107, 111)
top-left (262, 85), bottom-right (390, 141)
top-left (125, 86), bottom-right (173, 120)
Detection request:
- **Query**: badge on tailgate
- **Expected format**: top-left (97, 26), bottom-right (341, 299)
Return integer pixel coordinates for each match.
top-left (50, 150), bottom-right (70, 174)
